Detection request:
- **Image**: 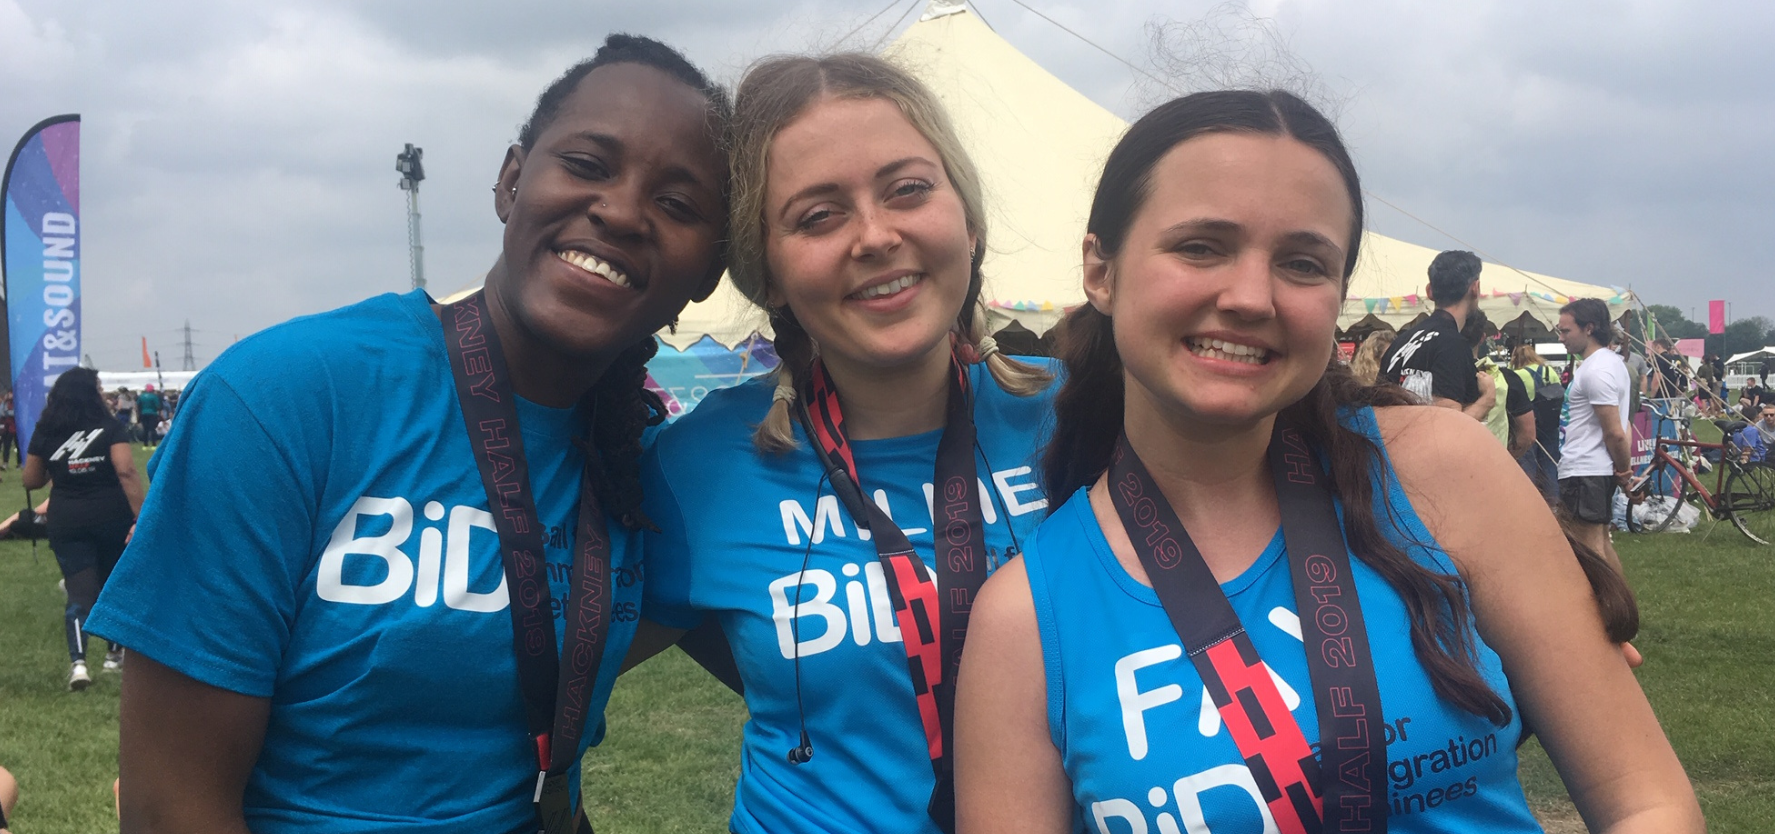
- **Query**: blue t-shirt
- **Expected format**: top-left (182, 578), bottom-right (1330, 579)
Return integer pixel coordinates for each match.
top-left (1023, 408), bottom-right (1541, 834)
top-left (87, 290), bottom-right (643, 834)
top-left (642, 362), bottom-right (1057, 834)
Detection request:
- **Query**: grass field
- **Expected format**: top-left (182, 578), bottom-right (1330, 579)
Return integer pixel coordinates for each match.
top-left (2, 443), bottom-right (1771, 832)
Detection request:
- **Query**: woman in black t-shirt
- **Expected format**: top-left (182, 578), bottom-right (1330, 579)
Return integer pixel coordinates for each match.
top-left (23, 367), bottom-right (146, 690)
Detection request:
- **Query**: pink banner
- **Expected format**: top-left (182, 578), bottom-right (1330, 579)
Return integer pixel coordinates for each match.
top-left (1675, 338), bottom-right (1705, 358)
top-left (1709, 300), bottom-right (1726, 334)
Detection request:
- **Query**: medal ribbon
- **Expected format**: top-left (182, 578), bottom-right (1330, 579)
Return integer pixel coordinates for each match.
top-left (1108, 427), bottom-right (1387, 834)
top-left (798, 354), bottom-right (987, 834)
top-left (442, 291), bottom-right (608, 834)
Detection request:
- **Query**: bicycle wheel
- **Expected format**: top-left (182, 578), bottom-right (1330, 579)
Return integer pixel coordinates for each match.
top-left (1633, 465), bottom-right (1692, 533)
top-left (1724, 462), bottom-right (1775, 546)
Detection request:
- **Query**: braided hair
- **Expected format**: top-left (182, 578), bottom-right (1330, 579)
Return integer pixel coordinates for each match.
top-left (583, 337), bottom-right (668, 531)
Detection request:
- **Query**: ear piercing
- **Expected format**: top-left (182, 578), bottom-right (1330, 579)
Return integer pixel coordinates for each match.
top-left (491, 183), bottom-right (515, 195)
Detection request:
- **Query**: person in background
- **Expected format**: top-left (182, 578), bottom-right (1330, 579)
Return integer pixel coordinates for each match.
top-left (135, 384), bottom-right (163, 450)
top-left (1556, 298), bottom-right (1633, 574)
top-left (1347, 328), bottom-right (1395, 385)
top-left (0, 392), bottom-right (15, 472)
top-left (1647, 339), bottom-right (1691, 426)
top-left (1378, 249), bottom-right (1495, 418)
top-left (1613, 330), bottom-right (1648, 417)
top-left (22, 367), bottom-right (147, 690)
top-left (115, 387), bottom-right (137, 439)
top-left (1732, 404), bottom-right (1775, 464)
top-left (1695, 353), bottom-right (1719, 415)
top-left (1740, 377), bottom-right (1769, 420)
top-left (1512, 344), bottom-right (1563, 497)
top-left (1464, 319), bottom-right (1531, 454)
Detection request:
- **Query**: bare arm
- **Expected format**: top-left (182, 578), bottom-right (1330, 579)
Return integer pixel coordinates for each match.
top-left (1594, 404), bottom-right (1632, 487)
top-left (955, 559), bottom-right (1074, 834)
top-left (1460, 371), bottom-right (1497, 421)
top-left (111, 442), bottom-right (147, 517)
top-left (118, 652), bottom-right (269, 834)
top-left (1378, 407), bottom-right (1701, 833)
top-left (1509, 411), bottom-right (1536, 460)
top-left (21, 454), bottom-right (47, 490)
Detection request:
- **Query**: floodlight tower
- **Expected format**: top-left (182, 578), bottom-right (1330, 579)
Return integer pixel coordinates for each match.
top-left (395, 143), bottom-right (426, 290)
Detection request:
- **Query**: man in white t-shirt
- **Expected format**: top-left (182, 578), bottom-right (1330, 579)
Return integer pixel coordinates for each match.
top-left (1556, 298), bottom-right (1633, 572)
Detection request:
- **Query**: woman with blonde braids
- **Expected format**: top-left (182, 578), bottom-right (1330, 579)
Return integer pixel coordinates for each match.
top-left (623, 53), bottom-right (1056, 834)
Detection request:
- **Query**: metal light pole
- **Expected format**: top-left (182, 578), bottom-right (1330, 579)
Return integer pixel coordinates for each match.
top-left (396, 143), bottom-right (426, 290)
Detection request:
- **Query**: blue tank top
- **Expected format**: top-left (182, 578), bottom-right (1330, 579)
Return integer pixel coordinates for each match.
top-left (1023, 408), bottom-right (1541, 834)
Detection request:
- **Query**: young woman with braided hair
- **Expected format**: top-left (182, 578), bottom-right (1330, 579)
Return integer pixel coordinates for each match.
top-left (86, 35), bottom-right (731, 833)
top-left (954, 90), bottom-right (1699, 833)
top-left (622, 53), bottom-right (1054, 834)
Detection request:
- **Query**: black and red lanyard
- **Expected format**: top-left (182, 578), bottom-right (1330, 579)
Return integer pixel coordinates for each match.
top-left (797, 354), bottom-right (987, 834)
top-left (1108, 428), bottom-right (1388, 834)
top-left (442, 291), bottom-right (608, 834)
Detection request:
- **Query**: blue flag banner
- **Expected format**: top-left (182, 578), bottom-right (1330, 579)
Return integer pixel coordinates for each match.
top-left (2, 114), bottom-right (81, 453)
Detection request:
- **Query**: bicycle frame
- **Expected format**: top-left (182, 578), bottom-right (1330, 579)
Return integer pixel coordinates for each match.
top-left (1637, 434), bottom-right (1736, 517)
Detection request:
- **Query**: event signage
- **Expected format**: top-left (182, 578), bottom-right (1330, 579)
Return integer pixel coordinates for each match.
top-left (1, 114), bottom-right (81, 453)
top-left (1708, 300), bottom-right (1725, 335)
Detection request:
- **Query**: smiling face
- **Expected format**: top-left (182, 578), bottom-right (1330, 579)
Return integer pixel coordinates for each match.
top-left (1085, 132), bottom-right (1353, 430)
top-left (491, 62), bottom-right (726, 361)
top-left (761, 95), bottom-right (974, 377)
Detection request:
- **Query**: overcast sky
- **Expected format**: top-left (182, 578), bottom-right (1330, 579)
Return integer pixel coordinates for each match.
top-left (4, 0), bottom-right (1770, 370)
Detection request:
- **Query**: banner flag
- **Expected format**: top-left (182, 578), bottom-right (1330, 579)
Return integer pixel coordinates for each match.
top-left (2, 114), bottom-right (81, 454)
top-left (141, 335), bottom-right (151, 368)
top-left (1708, 300), bottom-right (1725, 335)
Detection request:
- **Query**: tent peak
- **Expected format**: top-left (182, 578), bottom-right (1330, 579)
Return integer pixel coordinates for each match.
top-left (921, 0), bottom-right (968, 22)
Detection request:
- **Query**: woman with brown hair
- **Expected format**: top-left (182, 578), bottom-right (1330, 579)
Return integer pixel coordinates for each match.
top-left (953, 90), bottom-right (1699, 833)
top-left (625, 53), bottom-right (1055, 834)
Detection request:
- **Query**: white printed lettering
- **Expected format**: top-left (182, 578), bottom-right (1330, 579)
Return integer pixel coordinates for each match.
top-left (317, 497), bottom-right (415, 605)
top-left (1116, 645), bottom-right (1184, 760)
top-left (444, 506), bottom-right (508, 612)
top-left (769, 569), bottom-right (845, 657)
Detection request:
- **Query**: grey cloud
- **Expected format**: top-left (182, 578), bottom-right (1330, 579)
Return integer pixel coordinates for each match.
top-left (2, 0), bottom-right (1769, 371)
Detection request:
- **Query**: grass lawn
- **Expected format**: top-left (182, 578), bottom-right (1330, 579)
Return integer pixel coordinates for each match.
top-left (2, 444), bottom-right (1771, 832)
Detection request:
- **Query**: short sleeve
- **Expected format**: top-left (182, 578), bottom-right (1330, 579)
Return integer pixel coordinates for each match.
top-left (103, 416), bottom-right (129, 448)
top-left (1428, 336), bottom-right (1479, 404)
top-left (1586, 360), bottom-right (1629, 410)
top-left (85, 374), bottom-right (320, 697)
top-left (638, 443), bottom-right (703, 630)
top-left (1504, 371), bottom-right (1532, 417)
top-left (26, 424), bottom-right (52, 458)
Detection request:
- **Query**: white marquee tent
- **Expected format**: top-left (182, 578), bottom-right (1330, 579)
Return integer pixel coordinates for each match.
top-left (669, 0), bottom-right (1632, 350)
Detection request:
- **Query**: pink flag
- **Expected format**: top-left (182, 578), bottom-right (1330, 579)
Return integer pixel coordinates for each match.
top-left (1709, 300), bottom-right (1725, 334)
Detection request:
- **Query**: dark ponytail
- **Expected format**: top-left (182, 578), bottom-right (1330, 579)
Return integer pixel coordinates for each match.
top-left (1042, 306), bottom-right (1123, 503)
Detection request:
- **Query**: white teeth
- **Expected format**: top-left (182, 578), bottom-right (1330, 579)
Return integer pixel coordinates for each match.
top-left (556, 250), bottom-right (631, 288)
top-left (855, 273), bottom-right (921, 300)
top-left (1188, 337), bottom-right (1270, 365)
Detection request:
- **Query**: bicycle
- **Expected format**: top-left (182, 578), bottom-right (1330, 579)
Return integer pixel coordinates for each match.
top-left (1626, 417), bottom-right (1775, 545)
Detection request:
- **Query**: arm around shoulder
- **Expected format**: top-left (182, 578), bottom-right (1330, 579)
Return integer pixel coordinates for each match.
top-left (1373, 407), bottom-right (1702, 833)
top-left (955, 558), bottom-right (1073, 834)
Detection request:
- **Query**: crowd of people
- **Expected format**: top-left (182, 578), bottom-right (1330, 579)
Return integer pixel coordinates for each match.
top-left (4, 33), bottom-right (1707, 834)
